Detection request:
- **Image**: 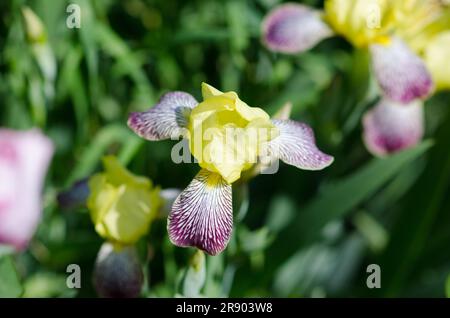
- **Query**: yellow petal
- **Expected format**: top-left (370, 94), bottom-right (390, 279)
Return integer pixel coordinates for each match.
top-left (392, 0), bottom-right (450, 52)
top-left (424, 32), bottom-right (450, 91)
top-left (325, 0), bottom-right (393, 48)
top-left (189, 84), bottom-right (278, 183)
top-left (201, 82), bottom-right (224, 99)
top-left (87, 156), bottom-right (161, 244)
top-left (102, 156), bottom-right (150, 188)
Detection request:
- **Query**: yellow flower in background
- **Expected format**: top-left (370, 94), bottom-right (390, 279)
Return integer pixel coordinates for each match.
top-left (424, 31), bottom-right (450, 91)
top-left (188, 83), bottom-right (278, 184)
top-left (324, 0), bottom-right (394, 48)
top-left (392, 0), bottom-right (450, 53)
top-left (87, 156), bottom-right (161, 245)
top-left (323, 0), bottom-right (450, 50)
top-left (262, 0), bottom-right (450, 157)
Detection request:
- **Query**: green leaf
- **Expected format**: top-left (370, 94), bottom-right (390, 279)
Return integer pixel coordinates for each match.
top-left (280, 141), bottom-right (433, 250)
top-left (379, 110), bottom-right (450, 296)
top-left (0, 256), bottom-right (23, 298)
top-left (66, 124), bottom-right (142, 185)
top-left (265, 195), bottom-right (296, 233)
top-left (274, 234), bottom-right (366, 297)
top-left (238, 227), bottom-right (273, 253)
top-left (0, 245), bottom-right (15, 257)
top-left (226, 1), bottom-right (249, 52)
top-left (23, 272), bottom-right (77, 298)
top-left (233, 182), bottom-right (250, 222)
top-left (182, 250), bottom-right (206, 298)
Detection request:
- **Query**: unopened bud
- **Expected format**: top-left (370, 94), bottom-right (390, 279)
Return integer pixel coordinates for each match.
top-left (21, 6), bottom-right (46, 43)
top-left (93, 242), bottom-right (144, 298)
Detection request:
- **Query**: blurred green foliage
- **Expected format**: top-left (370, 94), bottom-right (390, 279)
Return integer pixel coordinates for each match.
top-left (1, 0), bottom-right (450, 298)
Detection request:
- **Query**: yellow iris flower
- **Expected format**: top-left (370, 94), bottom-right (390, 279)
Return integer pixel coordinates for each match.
top-left (324, 0), bottom-right (450, 90)
top-left (187, 83), bottom-right (278, 184)
top-left (424, 31), bottom-right (450, 90)
top-left (324, 0), bottom-right (394, 48)
top-left (87, 156), bottom-right (161, 245)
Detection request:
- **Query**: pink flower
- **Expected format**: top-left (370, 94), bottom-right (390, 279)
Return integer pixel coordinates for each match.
top-left (0, 129), bottom-right (53, 250)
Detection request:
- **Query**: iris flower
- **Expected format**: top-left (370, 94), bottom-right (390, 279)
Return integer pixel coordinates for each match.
top-left (87, 156), bottom-right (162, 245)
top-left (87, 156), bottom-right (182, 297)
top-left (262, 0), bottom-right (450, 156)
top-left (128, 83), bottom-right (333, 255)
top-left (0, 129), bottom-right (53, 250)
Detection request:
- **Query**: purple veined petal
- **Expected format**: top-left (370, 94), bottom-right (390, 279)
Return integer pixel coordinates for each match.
top-left (267, 119), bottom-right (334, 170)
top-left (168, 169), bottom-right (232, 256)
top-left (370, 38), bottom-right (434, 104)
top-left (0, 129), bottom-right (53, 250)
top-left (262, 3), bottom-right (333, 54)
top-left (127, 92), bottom-right (198, 141)
top-left (363, 98), bottom-right (424, 157)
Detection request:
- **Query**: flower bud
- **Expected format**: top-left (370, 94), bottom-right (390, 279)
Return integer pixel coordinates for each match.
top-left (21, 6), bottom-right (46, 43)
top-left (93, 242), bottom-right (144, 298)
top-left (87, 156), bottom-right (161, 245)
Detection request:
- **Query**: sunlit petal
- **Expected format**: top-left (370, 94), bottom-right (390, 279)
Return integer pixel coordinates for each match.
top-left (424, 31), bottom-right (450, 91)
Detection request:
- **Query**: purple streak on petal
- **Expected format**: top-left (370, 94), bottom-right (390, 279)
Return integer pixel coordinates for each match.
top-left (363, 98), bottom-right (424, 157)
top-left (268, 119), bottom-right (334, 170)
top-left (168, 169), bottom-right (232, 256)
top-left (371, 38), bottom-right (434, 104)
top-left (0, 129), bottom-right (53, 250)
top-left (262, 3), bottom-right (332, 54)
top-left (127, 91), bottom-right (198, 141)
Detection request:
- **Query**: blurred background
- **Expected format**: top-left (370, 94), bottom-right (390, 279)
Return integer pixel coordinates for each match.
top-left (1, 0), bottom-right (450, 297)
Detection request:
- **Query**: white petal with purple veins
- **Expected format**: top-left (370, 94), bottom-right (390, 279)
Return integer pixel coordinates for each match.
top-left (128, 92), bottom-right (198, 141)
top-left (168, 169), bottom-right (232, 256)
top-left (363, 98), bottom-right (424, 157)
top-left (267, 119), bottom-right (334, 170)
top-left (370, 38), bottom-right (434, 104)
top-left (262, 3), bottom-right (333, 54)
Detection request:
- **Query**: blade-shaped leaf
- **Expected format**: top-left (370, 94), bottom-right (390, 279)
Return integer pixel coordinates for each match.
top-left (0, 256), bottom-right (23, 298)
top-left (280, 140), bottom-right (433, 250)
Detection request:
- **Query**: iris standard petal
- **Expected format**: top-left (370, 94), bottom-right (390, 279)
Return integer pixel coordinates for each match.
top-left (262, 3), bottom-right (333, 54)
top-left (362, 98), bottom-right (424, 156)
top-left (168, 169), bottom-right (232, 256)
top-left (267, 119), bottom-right (334, 170)
top-left (128, 91), bottom-right (198, 140)
top-left (370, 38), bottom-right (434, 104)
